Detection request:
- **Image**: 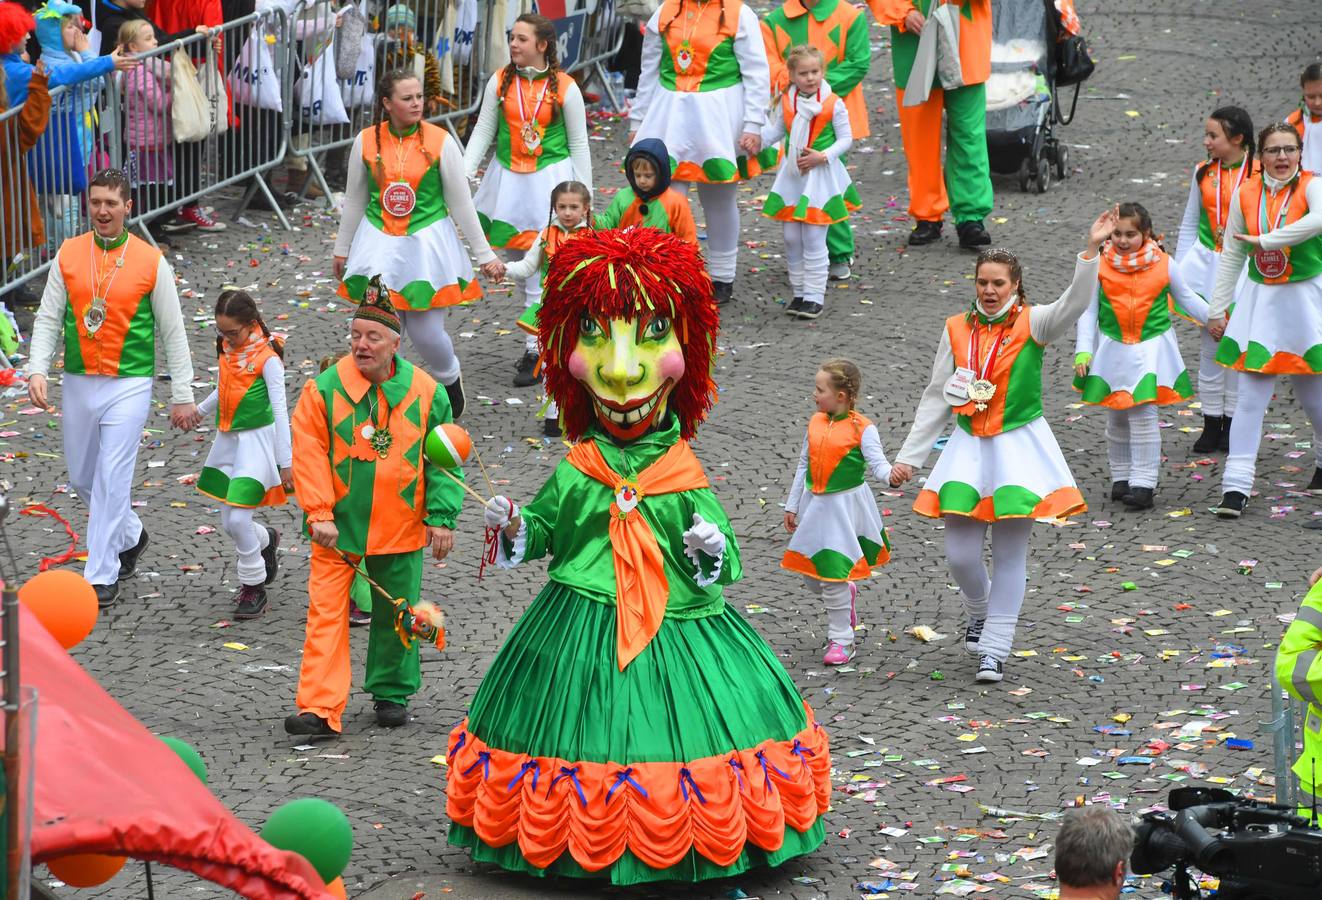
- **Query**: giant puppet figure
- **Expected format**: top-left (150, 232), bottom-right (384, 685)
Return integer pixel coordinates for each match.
top-left (445, 228), bottom-right (831, 883)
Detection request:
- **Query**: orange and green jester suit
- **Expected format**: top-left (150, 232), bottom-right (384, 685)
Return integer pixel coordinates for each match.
top-left (287, 284), bottom-right (464, 734)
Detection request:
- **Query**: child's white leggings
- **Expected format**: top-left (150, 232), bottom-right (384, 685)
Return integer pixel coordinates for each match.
top-left (802, 575), bottom-right (855, 644)
top-left (1106, 405), bottom-right (1161, 489)
top-left (784, 221), bottom-right (829, 304)
top-left (673, 180), bottom-right (739, 282)
top-left (1198, 329), bottom-right (1237, 417)
top-left (219, 505), bottom-right (271, 587)
top-left (943, 517), bottom-right (1032, 662)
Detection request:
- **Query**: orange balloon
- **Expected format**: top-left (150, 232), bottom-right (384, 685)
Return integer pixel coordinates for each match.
top-left (48, 853), bottom-right (126, 887)
top-left (325, 876), bottom-right (347, 898)
top-left (19, 570), bottom-right (98, 649)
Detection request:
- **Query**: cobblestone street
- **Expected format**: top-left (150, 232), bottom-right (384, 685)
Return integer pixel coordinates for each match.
top-left (10, 1), bottom-right (1322, 897)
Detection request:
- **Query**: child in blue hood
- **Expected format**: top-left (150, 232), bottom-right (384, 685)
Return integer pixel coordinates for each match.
top-left (595, 138), bottom-right (697, 245)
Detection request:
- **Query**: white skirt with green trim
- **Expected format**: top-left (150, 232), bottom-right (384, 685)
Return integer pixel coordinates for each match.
top-left (197, 426), bottom-right (285, 509)
top-left (1074, 330), bottom-right (1193, 408)
top-left (633, 83), bottom-right (763, 184)
top-left (474, 157), bottom-right (575, 250)
top-left (761, 155), bottom-right (860, 225)
top-left (342, 216), bottom-right (480, 309)
top-left (782, 484), bottom-right (890, 582)
top-left (1216, 275), bottom-right (1322, 374)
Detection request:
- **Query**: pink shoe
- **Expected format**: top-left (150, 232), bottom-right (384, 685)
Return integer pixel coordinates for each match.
top-left (823, 640), bottom-right (855, 665)
top-left (849, 582), bottom-right (858, 629)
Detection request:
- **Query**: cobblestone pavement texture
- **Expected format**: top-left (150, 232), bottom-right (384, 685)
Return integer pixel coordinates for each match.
top-left (13, 1), bottom-right (1322, 897)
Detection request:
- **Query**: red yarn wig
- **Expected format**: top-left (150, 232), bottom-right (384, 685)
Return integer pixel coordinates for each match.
top-left (0, 3), bottom-right (34, 54)
top-left (539, 227), bottom-right (720, 443)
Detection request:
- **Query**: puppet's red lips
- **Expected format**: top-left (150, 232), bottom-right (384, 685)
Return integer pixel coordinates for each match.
top-left (592, 382), bottom-right (670, 429)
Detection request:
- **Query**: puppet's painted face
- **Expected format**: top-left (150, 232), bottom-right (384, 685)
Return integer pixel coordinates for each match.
top-left (568, 314), bottom-right (685, 440)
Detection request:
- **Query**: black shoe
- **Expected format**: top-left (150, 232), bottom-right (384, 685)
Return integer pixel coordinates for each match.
top-left (1122, 486), bottom-right (1155, 510)
top-left (1215, 490), bottom-right (1248, 518)
top-left (964, 618), bottom-right (984, 654)
top-left (542, 417), bottom-right (560, 438)
top-left (908, 220), bottom-right (943, 246)
top-left (234, 584), bottom-right (268, 619)
top-left (284, 711), bottom-right (337, 736)
top-left (261, 526), bottom-right (280, 585)
top-left (797, 301), bottom-right (823, 320)
top-left (513, 351), bottom-right (540, 388)
top-left (374, 700), bottom-right (408, 727)
top-left (349, 604), bottom-right (371, 627)
top-left (1308, 467), bottom-right (1322, 492)
top-left (1218, 416), bottom-right (1232, 452)
top-left (444, 374), bottom-right (466, 419)
top-left (786, 296), bottom-right (805, 315)
top-left (118, 529), bottom-right (149, 581)
top-left (956, 220), bottom-right (992, 249)
top-left (94, 582), bottom-right (120, 609)
top-left (1110, 480), bottom-right (1130, 501)
top-left (712, 281), bottom-right (734, 305)
top-left (1192, 415), bottom-right (1223, 453)
top-left (975, 654), bottom-right (1003, 683)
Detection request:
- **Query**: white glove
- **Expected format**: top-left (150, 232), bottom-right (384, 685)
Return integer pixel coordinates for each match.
top-left (484, 496), bottom-right (519, 529)
top-left (682, 513), bottom-right (725, 558)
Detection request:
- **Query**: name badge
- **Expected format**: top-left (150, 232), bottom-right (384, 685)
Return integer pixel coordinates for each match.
top-left (944, 366), bottom-right (975, 405)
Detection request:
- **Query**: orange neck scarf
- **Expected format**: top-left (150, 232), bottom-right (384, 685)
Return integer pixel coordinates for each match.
top-left (566, 438), bottom-right (710, 670)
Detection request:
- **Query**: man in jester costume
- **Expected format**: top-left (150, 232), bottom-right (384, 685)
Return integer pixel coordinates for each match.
top-left (445, 228), bottom-right (831, 884)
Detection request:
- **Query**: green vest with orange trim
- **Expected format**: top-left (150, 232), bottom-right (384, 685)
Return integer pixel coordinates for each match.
top-left (779, 90), bottom-right (840, 153)
top-left (657, 0), bottom-right (745, 93)
top-left (360, 122), bottom-right (451, 237)
top-left (1195, 157), bottom-right (1259, 253)
top-left (1238, 171), bottom-right (1322, 284)
top-left (946, 306), bottom-right (1043, 437)
top-left (57, 231), bottom-right (160, 378)
top-left (762, 0), bottom-right (871, 138)
top-left (1096, 254), bottom-right (1173, 345)
top-left (805, 410), bottom-right (871, 494)
top-left (495, 70), bottom-right (573, 173)
top-left (216, 343), bottom-right (278, 432)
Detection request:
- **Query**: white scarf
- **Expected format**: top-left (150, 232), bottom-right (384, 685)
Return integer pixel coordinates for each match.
top-left (787, 81), bottom-right (833, 163)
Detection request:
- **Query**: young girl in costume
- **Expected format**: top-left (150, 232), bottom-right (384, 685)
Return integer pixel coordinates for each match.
top-left (760, 44), bottom-right (858, 320)
top-left (503, 180), bottom-right (593, 437)
top-left (629, 0), bottom-right (772, 304)
top-left (335, 68), bottom-right (502, 420)
top-left (1209, 124), bottom-right (1322, 518)
top-left (464, 13), bottom-right (593, 389)
top-left (447, 228), bottom-right (830, 883)
top-left (890, 208), bottom-right (1114, 683)
top-left (1074, 203), bottom-right (1207, 510)
top-left (1286, 63), bottom-right (1322, 175)
top-left (118, 21), bottom-right (174, 227)
top-left (195, 290), bottom-right (292, 620)
top-left (782, 358), bottom-right (892, 665)
top-left (1174, 106), bottom-right (1257, 453)
top-left (594, 138), bottom-right (697, 244)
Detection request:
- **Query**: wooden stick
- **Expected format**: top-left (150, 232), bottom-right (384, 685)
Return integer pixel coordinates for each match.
top-left (472, 448), bottom-right (497, 498)
top-left (438, 465), bottom-right (491, 507)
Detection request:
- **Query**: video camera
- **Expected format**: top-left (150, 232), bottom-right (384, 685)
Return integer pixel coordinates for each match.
top-left (1130, 787), bottom-right (1322, 899)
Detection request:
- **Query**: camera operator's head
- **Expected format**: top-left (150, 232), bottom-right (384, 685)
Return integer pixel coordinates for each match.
top-left (1055, 807), bottom-right (1134, 899)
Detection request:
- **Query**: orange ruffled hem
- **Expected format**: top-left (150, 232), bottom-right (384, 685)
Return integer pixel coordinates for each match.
top-left (445, 705), bottom-right (831, 873)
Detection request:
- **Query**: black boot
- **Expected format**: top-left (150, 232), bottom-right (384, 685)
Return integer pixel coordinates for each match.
top-left (1308, 467), bottom-right (1322, 492)
top-left (1218, 416), bottom-right (1232, 452)
top-left (1110, 480), bottom-right (1130, 501)
top-left (1122, 486), bottom-right (1155, 510)
top-left (908, 220), bottom-right (943, 246)
top-left (1192, 415), bottom-right (1222, 453)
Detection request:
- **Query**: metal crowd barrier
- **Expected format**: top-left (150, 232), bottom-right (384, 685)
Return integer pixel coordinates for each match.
top-left (572, 0), bottom-right (628, 113)
top-left (1263, 687), bottom-right (1307, 809)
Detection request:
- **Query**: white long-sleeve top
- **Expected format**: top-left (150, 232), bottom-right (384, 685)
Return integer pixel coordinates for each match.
top-left (759, 90), bottom-right (853, 160)
top-left (462, 68), bottom-right (593, 190)
top-left (1173, 168), bottom-right (1205, 264)
top-left (334, 128), bottom-right (496, 264)
top-left (1209, 173), bottom-right (1322, 320)
top-left (196, 353), bottom-right (292, 467)
top-left (784, 421), bottom-right (892, 514)
top-left (1075, 252), bottom-right (1208, 356)
top-left (28, 247), bottom-right (195, 405)
top-left (630, 2), bottom-right (771, 133)
top-left (896, 252), bottom-right (1101, 469)
top-left (503, 217), bottom-right (592, 282)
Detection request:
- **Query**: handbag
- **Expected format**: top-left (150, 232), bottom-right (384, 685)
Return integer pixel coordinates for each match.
top-left (170, 49), bottom-right (212, 142)
top-left (334, 4), bottom-right (368, 81)
top-left (227, 31), bottom-right (284, 112)
top-left (340, 32), bottom-right (376, 109)
top-left (199, 51), bottom-right (229, 136)
top-left (1053, 33), bottom-right (1095, 86)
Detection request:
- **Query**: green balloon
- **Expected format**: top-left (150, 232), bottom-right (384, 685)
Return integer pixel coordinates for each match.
top-left (160, 736), bottom-right (208, 784)
top-left (259, 798), bottom-right (353, 881)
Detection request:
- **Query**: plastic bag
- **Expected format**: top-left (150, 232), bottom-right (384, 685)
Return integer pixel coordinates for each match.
top-left (296, 39), bottom-right (350, 125)
top-left (199, 52), bottom-right (229, 136)
top-left (227, 31), bottom-right (284, 112)
top-left (170, 49), bottom-right (211, 142)
top-left (340, 32), bottom-right (375, 108)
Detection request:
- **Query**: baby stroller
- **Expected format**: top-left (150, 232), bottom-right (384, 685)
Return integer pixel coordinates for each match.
top-left (985, 0), bottom-right (1089, 193)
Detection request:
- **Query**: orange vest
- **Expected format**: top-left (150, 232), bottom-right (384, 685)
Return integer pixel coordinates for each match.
top-left (946, 306), bottom-right (1043, 436)
top-left (359, 122), bottom-right (449, 236)
top-left (1196, 157), bottom-right (1259, 252)
top-left (216, 342), bottom-right (278, 432)
top-left (657, 0), bottom-right (743, 93)
top-left (1238, 171), bottom-right (1322, 284)
top-left (499, 70), bottom-right (574, 174)
top-left (1096, 253), bottom-right (1172, 344)
top-left (806, 410), bottom-right (871, 493)
top-left (779, 90), bottom-right (840, 149)
top-left (57, 232), bottom-right (162, 378)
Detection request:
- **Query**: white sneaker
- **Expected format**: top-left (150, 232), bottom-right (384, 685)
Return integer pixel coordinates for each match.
top-left (828, 261), bottom-right (851, 281)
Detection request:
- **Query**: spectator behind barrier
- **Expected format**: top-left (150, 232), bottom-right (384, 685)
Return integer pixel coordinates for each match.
top-left (1054, 806), bottom-right (1134, 899)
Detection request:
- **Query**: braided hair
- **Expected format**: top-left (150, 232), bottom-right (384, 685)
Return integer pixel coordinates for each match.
top-left (214, 289), bottom-right (284, 359)
top-left (546, 180), bottom-right (593, 231)
top-left (661, 0), bottom-right (729, 37)
top-left (1197, 106), bottom-right (1255, 184)
top-left (372, 69), bottom-right (438, 192)
top-left (498, 14), bottom-right (563, 127)
top-left (970, 248), bottom-right (1028, 317)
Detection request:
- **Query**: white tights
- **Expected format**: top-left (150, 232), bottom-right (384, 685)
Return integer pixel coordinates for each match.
top-left (1198, 329), bottom-right (1237, 417)
top-left (784, 222), bottom-right (829, 304)
top-left (943, 517), bottom-right (1033, 662)
top-left (802, 575), bottom-right (855, 644)
top-left (673, 180), bottom-right (739, 282)
top-left (219, 505), bottom-right (271, 587)
top-left (1224, 373), bottom-right (1322, 494)
top-left (1106, 405), bottom-right (1161, 489)
top-left (399, 308), bottom-right (460, 386)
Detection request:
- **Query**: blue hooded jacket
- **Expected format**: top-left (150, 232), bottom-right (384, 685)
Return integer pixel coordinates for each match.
top-left (624, 138), bottom-right (672, 214)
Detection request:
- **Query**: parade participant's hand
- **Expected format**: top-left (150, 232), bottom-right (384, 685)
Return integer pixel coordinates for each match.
top-left (109, 46), bottom-right (137, 71)
top-left (1074, 352), bottom-right (1092, 379)
top-left (797, 148), bottom-right (826, 173)
top-left (27, 373), bottom-right (50, 410)
top-left (309, 520), bottom-right (338, 548)
top-left (333, 255), bottom-right (347, 280)
top-left (1208, 315), bottom-right (1227, 341)
top-left (889, 462), bottom-right (914, 486)
top-left (280, 466), bottom-right (294, 492)
top-left (738, 132), bottom-right (762, 155)
top-left (485, 496), bottom-right (521, 540)
top-left (784, 511), bottom-right (797, 533)
top-left (427, 525), bottom-right (454, 560)
top-left (682, 513), bottom-right (725, 558)
top-left (1086, 206), bottom-right (1118, 256)
top-left (170, 403), bottom-right (199, 430)
top-left (1235, 233), bottom-right (1261, 247)
top-left (1310, 566), bottom-right (1322, 587)
top-left (903, 9), bottom-right (925, 33)
top-left (480, 259), bottom-right (506, 282)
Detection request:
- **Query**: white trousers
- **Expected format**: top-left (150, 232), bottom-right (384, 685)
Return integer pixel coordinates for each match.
top-left (62, 375), bottom-right (151, 586)
top-left (943, 517), bottom-right (1033, 662)
top-left (1224, 373), bottom-right (1322, 494)
top-left (1198, 329), bottom-right (1237, 417)
top-left (673, 180), bottom-right (739, 282)
top-left (400, 308), bottom-right (460, 386)
top-left (219, 505), bottom-right (272, 586)
top-left (802, 575), bottom-right (855, 644)
top-left (784, 222), bottom-right (829, 304)
top-left (1106, 405), bottom-right (1161, 489)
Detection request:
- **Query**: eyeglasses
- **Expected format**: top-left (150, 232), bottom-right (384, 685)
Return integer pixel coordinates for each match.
top-left (1262, 145), bottom-right (1301, 156)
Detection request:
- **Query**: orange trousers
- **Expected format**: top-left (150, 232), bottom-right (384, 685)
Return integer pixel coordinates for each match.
top-left (894, 82), bottom-right (994, 225)
top-left (295, 544), bottom-right (422, 732)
